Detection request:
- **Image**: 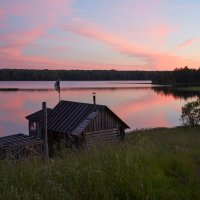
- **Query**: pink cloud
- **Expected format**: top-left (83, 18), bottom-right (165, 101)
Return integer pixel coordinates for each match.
top-left (0, 27), bottom-right (46, 58)
top-left (116, 0), bottom-right (172, 43)
top-left (173, 38), bottom-right (200, 51)
top-left (0, 8), bottom-right (5, 18)
top-left (1, 0), bottom-right (200, 70)
top-left (0, 0), bottom-right (74, 69)
top-left (9, 5), bottom-right (31, 16)
top-left (44, 34), bottom-right (70, 42)
top-left (0, 55), bottom-right (133, 70)
top-left (1, 14), bottom-right (199, 71)
top-left (0, 9), bottom-right (5, 29)
top-left (4, 0), bottom-right (73, 21)
top-left (64, 19), bottom-right (200, 70)
top-left (145, 25), bottom-right (174, 44)
top-left (64, 19), bottom-right (155, 60)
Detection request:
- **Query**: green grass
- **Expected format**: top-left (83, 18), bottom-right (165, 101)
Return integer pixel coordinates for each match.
top-left (177, 86), bottom-right (200, 92)
top-left (0, 126), bottom-right (200, 200)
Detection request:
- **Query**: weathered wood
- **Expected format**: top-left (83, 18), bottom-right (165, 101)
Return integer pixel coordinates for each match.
top-left (86, 132), bottom-right (120, 139)
top-left (86, 134), bottom-right (120, 141)
top-left (85, 128), bottom-right (121, 146)
top-left (0, 134), bottom-right (44, 160)
top-left (12, 144), bottom-right (42, 159)
top-left (0, 136), bottom-right (41, 146)
top-left (42, 102), bottom-right (49, 160)
top-left (0, 134), bottom-right (43, 147)
top-left (86, 138), bottom-right (120, 146)
top-left (85, 111), bottom-right (121, 133)
top-left (86, 128), bottom-right (119, 135)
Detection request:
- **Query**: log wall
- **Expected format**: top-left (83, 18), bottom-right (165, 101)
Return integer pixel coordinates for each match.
top-left (85, 110), bottom-right (121, 132)
top-left (85, 128), bottom-right (121, 146)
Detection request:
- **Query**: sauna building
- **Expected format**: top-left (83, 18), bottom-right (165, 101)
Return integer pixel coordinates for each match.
top-left (26, 100), bottom-right (129, 149)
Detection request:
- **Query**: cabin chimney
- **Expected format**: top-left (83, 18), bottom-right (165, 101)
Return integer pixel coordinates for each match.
top-left (93, 92), bottom-right (96, 104)
top-left (42, 102), bottom-right (49, 159)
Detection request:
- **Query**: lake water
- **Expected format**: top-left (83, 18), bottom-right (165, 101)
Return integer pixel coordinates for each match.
top-left (0, 81), bottom-right (199, 137)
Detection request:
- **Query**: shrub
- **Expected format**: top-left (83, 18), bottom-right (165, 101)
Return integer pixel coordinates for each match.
top-left (180, 98), bottom-right (200, 126)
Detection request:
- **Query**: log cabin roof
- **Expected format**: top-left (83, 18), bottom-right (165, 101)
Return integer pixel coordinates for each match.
top-left (26, 100), bottom-right (129, 135)
top-left (25, 108), bottom-right (53, 121)
top-left (71, 111), bottom-right (99, 136)
top-left (0, 133), bottom-right (43, 149)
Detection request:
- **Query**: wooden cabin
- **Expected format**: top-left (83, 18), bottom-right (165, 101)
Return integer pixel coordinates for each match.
top-left (26, 100), bottom-right (129, 150)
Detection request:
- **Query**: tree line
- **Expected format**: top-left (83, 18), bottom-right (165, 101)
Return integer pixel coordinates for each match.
top-left (0, 69), bottom-right (160, 81)
top-left (151, 67), bottom-right (200, 85)
top-left (0, 67), bottom-right (199, 83)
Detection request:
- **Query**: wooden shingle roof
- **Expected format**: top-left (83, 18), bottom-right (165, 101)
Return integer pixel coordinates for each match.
top-left (26, 108), bottom-right (53, 121)
top-left (71, 112), bottom-right (99, 136)
top-left (48, 101), bottom-right (107, 134)
top-left (0, 134), bottom-right (43, 149)
top-left (26, 100), bottom-right (129, 135)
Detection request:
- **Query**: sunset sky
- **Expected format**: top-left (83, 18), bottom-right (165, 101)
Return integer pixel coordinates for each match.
top-left (0, 0), bottom-right (200, 70)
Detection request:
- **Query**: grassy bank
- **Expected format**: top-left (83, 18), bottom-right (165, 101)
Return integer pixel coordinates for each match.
top-left (0, 126), bottom-right (200, 200)
top-left (176, 86), bottom-right (200, 92)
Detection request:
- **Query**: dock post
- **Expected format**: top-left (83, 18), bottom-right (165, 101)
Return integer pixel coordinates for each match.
top-left (42, 102), bottom-right (49, 160)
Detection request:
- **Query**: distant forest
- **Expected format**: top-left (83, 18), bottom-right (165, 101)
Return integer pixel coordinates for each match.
top-left (0, 67), bottom-right (199, 84)
top-left (0, 69), bottom-right (160, 81)
top-left (152, 67), bottom-right (200, 85)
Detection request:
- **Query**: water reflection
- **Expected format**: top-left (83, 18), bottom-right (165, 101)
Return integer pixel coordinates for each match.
top-left (152, 87), bottom-right (200, 100)
top-left (0, 81), bottom-right (196, 136)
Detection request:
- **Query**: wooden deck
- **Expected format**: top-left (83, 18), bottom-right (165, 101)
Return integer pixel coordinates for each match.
top-left (0, 134), bottom-right (44, 159)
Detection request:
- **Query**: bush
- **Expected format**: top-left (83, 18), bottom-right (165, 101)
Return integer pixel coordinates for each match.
top-left (180, 98), bottom-right (200, 126)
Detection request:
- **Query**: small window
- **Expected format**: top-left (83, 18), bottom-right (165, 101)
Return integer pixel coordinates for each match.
top-left (30, 122), bottom-right (37, 131)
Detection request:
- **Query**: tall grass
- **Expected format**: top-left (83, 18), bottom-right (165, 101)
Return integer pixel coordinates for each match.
top-left (0, 126), bottom-right (200, 200)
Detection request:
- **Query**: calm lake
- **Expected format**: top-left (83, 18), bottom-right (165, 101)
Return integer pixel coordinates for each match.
top-left (0, 81), bottom-right (199, 137)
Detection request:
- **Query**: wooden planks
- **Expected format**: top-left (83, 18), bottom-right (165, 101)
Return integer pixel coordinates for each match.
top-left (85, 128), bottom-right (121, 146)
top-left (85, 111), bottom-right (121, 133)
top-left (0, 134), bottom-right (44, 159)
